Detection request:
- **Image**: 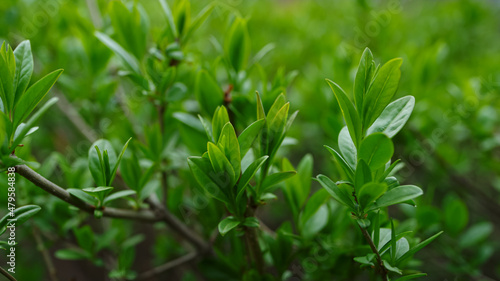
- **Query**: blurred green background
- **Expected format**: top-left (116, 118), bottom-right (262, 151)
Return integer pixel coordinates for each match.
top-left (0, 0), bottom-right (499, 280)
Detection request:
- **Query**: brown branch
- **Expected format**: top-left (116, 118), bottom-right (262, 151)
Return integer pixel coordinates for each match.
top-left (137, 252), bottom-right (198, 280)
top-left (15, 164), bottom-right (161, 222)
top-left (358, 224), bottom-right (388, 281)
top-left (0, 266), bottom-right (16, 281)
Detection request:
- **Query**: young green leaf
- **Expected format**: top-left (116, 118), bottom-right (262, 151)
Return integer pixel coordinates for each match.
top-left (225, 17), bottom-right (251, 72)
top-left (68, 189), bottom-right (99, 206)
top-left (103, 190), bottom-right (137, 205)
top-left (13, 40), bottom-right (33, 106)
top-left (353, 48), bottom-right (374, 114)
top-left (218, 123), bottom-right (241, 176)
top-left (212, 106), bottom-right (230, 143)
top-left (369, 185), bottom-right (423, 210)
top-left (324, 145), bottom-right (354, 181)
top-left (238, 119), bottom-right (265, 158)
top-left (95, 32), bottom-right (141, 74)
top-left (358, 133), bottom-right (394, 170)
top-left (0, 205), bottom-right (41, 235)
top-left (316, 174), bottom-right (355, 210)
top-left (218, 216), bottom-right (241, 236)
top-left (367, 96), bottom-right (415, 138)
top-left (237, 156), bottom-right (268, 197)
top-left (13, 69), bottom-right (63, 126)
top-left (358, 182), bottom-right (387, 212)
top-left (393, 273), bottom-right (428, 281)
top-left (261, 171), bottom-right (296, 193)
top-left (362, 58), bottom-right (402, 129)
top-left (207, 142), bottom-right (236, 187)
top-left (326, 79), bottom-right (362, 147)
top-left (354, 159), bottom-right (372, 189)
top-left (338, 126), bottom-right (357, 169)
top-left (397, 231), bottom-right (443, 264)
top-left (187, 156), bottom-right (230, 204)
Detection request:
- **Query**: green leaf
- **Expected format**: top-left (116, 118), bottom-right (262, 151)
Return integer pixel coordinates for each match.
top-left (0, 205), bottom-right (41, 235)
top-left (261, 171), bottom-right (296, 193)
top-left (10, 97), bottom-right (58, 150)
top-left (13, 40), bottom-right (33, 107)
top-left (354, 48), bottom-right (374, 114)
top-left (326, 79), bottom-right (362, 147)
top-left (362, 58), bottom-right (402, 129)
top-left (238, 119), bottom-right (265, 158)
top-left (183, 2), bottom-right (214, 42)
top-left (394, 273), bottom-right (428, 281)
top-left (13, 69), bottom-right (63, 126)
top-left (109, 138), bottom-right (131, 185)
top-left (298, 189), bottom-right (329, 237)
top-left (358, 133), bottom-right (394, 170)
top-left (369, 185), bottom-right (423, 210)
top-left (212, 106), bottom-right (230, 143)
top-left (237, 156), bottom-right (268, 197)
top-left (55, 248), bottom-right (90, 260)
top-left (316, 174), bottom-right (355, 210)
top-left (187, 156), bottom-right (230, 204)
top-left (338, 126), bottom-right (357, 169)
top-left (218, 216), bottom-right (241, 236)
top-left (354, 159), bottom-right (371, 189)
top-left (68, 188), bottom-right (98, 206)
top-left (198, 115), bottom-right (214, 142)
top-left (391, 220), bottom-right (397, 262)
top-left (443, 196), bottom-right (469, 236)
top-left (95, 32), bottom-right (141, 74)
top-left (383, 260), bottom-right (402, 275)
top-left (358, 182), bottom-right (387, 212)
top-left (242, 217), bottom-right (260, 228)
top-left (88, 139), bottom-right (117, 187)
top-left (397, 231), bottom-right (443, 264)
top-left (74, 225), bottom-right (94, 251)
top-left (195, 70), bottom-right (223, 116)
top-left (225, 17), bottom-right (251, 72)
top-left (159, 0), bottom-right (178, 38)
top-left (458, 222), bottom-right (492, 248)
top-left (0, 44), bottom-right (14, 112)
top-left (103, 190), bottom-right (137, 205)
top-left (83, 186), bottom-right (114, 204)
top-left (207, 142), bottom-right (236, 187)
top-left (367, 96), bottom-right (415, 138)
top-left (324, 145), bottom-right (354, 181)
top-left (218, 123), bottom-right (241, 176)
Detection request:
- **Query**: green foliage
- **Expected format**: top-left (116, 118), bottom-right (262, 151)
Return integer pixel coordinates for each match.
top-left (1, 0), bottom-right (497, 280)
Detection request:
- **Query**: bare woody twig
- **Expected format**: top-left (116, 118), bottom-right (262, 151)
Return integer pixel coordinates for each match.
top-left (358, 225), bottom-right (388, 281)
top-left (0, 266), bottom-right (16, 281)
top-left (32, 225), bottom-right (59, 281)
top-left (137, 252), bottom-right (198, 280)
top-left (15, 164), bottom-right (210, 252)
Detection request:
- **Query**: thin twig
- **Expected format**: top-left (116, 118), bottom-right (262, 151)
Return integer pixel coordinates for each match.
top-left (15, 164), bottom-right (160, 222)
top-left (0, 266), bottom-right (16, 281)
top-left (358, 225), bottom-right (388, 281)
top-left (32, 224), bottom-right (59, 281)
top-left (137, 252), bottom-right (197, 280)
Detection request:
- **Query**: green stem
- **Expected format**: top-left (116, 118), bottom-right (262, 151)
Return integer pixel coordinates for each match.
top-left (244, 202), bottom-right (264, 274)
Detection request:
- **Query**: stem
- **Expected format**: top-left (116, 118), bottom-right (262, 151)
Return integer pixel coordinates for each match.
top-left (137, 252), bottom-right (197, 280)
top-left (32, 225), bottom-right (59, 281)
top-left (0, 266), bottom-right (16, 281)
top-left (358, 224), bottom-right (388, 281)
top-left (15, 164), bottom-right (210, 252)
top-left (244, 201), bottom-right (264, 274)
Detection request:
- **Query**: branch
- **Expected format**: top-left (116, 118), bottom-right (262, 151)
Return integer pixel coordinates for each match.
top-left (358, 224), bottom-right (388, 281)
top-left (32, 224), bottom-right (59, 281)
top-left (137, 252), bottom-right (197, 280)
top-left (0, 266), bottom-right (16, 281)
top-left (15, 164), bottom-right (160, 222)
top-left (16, 164), bottom-right (212, 253)
top-left (54, 91), bottom-right (99, 143)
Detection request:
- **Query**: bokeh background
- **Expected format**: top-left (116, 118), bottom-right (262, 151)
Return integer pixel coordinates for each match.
top-left (0, 0), bottom-right (499, 280)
